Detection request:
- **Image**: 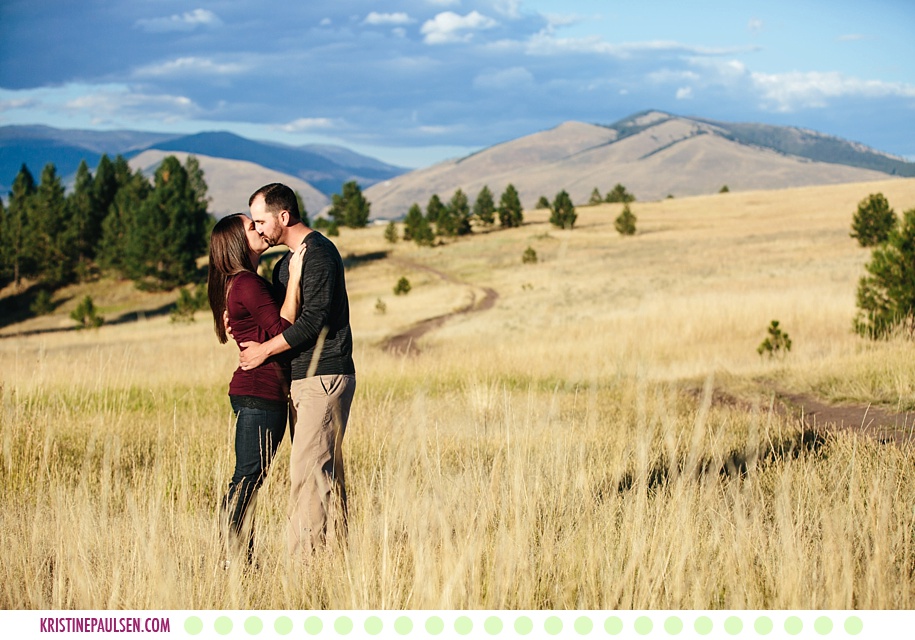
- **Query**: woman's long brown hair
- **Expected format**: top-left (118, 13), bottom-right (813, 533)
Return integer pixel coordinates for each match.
top-left (207, 213), bottom-right (256, 344)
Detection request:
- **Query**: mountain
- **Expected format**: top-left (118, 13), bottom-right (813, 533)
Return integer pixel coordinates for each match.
top-left (143, 131), bottom-right (406, 195)
top-left (0, 125), bottom-right (407, 199)
top-left (364, 110), bottom-right (915, 219)
top-left (128, 150), bottom-right (329, 218)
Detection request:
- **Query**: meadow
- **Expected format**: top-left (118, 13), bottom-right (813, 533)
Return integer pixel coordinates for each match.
top-left (2, 178), bottom-right (915, 609)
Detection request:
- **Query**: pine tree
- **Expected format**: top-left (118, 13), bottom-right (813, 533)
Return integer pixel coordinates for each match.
top-left (92, 155), bottom-right (119, 219)
top-left (329, 180), bottom-right (370, 228)
top-left (125, 156), bottom-right (209, 288)
top-left (851, 193), bottom-right (896, 247)
top-left (98, 170), bottom-right (150, 273)
top-left (425, 194), bottom-right (446, 229)
top-left (498, 184), bottom-right (523, 228)
top-left (440, 188), bottom-right (471, 237)
top-left (549, 190), bottom-right (577, 229)
top-left (384, 220), bottom-right (399, 244)
top-left (67, 160), bottom-right (100, 270)
top-left (5, 164), bottom-right (36, 288)
top-left (0, 198), bottom-right (8, 285)
top-left (403, 203), bottom-right (434, 246)
top-left (32, 163), bottom-right (75, 285)
top-left (605, 183), bottom-right (635, 203)
top-left (294, 190), bottom-right (311, 227)
top-left (615, 203), bottom-right (637, 236)
top-left (473, 185), bottom-right (496, 226)
top-left (589, 188), bottom-right (603, 205)
top-left (855, 208), bottom-right (915, 338)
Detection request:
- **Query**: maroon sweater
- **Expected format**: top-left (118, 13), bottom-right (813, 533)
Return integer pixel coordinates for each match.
top-left (226, 270), bottom-right (291, 403)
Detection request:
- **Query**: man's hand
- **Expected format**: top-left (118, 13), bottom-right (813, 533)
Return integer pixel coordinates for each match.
top-left (224, 310), bottom-right (234, 341)
top-left (239, 341), bottom-right (268, 370)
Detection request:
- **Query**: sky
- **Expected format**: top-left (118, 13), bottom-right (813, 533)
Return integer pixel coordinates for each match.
top-left (0, 0), bottom-right (913, 169)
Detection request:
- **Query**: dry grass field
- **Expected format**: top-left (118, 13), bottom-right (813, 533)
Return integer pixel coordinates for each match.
top-left (2, 178), bottom-right (915, 610)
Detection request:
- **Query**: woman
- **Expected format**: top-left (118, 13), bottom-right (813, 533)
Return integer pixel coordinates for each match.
top-left (207, 213), bottom-right (304, 564)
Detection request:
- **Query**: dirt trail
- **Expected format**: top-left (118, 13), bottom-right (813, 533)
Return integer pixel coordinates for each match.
top-left (377, 260), bottom-right (914, 447)
top-left (775, 391), bottom-right (915, 446)
top-left (380, 258), bottom-right (498, 355)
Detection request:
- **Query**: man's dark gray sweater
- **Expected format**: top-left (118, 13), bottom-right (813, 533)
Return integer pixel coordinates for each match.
top-left (273, 231), bottom-right (355, 380)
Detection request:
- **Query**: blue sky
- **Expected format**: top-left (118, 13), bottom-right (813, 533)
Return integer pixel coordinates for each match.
top-left (0, 0), bottom-right (912, 168)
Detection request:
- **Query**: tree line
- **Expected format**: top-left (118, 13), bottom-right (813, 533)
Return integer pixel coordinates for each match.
top-left (381, 183), bottom-right (640, 247)
top-left (0, 154), bottom-right (211, 294)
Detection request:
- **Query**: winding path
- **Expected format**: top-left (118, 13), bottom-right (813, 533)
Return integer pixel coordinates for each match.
top-left (380, 257), bottom-right (498, 356)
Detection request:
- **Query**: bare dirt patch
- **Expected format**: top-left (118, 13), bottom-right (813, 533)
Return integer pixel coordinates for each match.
top-left (380, 257), bottom-right (498, 356)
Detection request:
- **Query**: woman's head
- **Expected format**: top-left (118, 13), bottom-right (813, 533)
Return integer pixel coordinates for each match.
top-left (208, 213), bottom-right (265, 276)
top-left (207, 213), bottom-right (263, 343)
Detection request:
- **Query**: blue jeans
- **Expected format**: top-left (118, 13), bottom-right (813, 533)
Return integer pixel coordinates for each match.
top-left (222, 396), bottom-right (287, 560)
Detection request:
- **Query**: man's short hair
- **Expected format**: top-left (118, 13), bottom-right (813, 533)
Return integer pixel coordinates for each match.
top-left (249, 183), bottom-right (301, 221)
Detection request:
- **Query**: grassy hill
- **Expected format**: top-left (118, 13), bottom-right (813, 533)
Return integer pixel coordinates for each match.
top-left (364, 115), bottom-right (905, 220)
top-left (3, 178), bottom-right (915, 609)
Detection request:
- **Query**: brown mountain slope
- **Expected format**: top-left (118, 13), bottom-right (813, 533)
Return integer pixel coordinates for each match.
top-left (364, 115), bottom-right (895, 219)
top-left (129, 150), bottom-right (330, 219)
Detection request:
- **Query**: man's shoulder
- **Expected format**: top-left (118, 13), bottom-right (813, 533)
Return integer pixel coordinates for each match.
top-left (306, 232), bottom-right (342, 259)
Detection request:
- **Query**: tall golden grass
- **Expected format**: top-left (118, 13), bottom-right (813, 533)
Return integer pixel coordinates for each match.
top-left (2, 178), bottom-right (915, 609)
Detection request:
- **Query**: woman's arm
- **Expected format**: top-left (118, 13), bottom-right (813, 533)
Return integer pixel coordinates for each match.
top-left (280, 244), bottom-right (306, 324)
top-left (231, 272), bottom-right (291, 341)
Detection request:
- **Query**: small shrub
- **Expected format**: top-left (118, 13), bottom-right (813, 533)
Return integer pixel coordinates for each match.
top-left (757, 320), bottom-right (791, 357)
top-left (71, 295), bottom-right (104, 329)
top-left (536, 196), bottom-right (550, 210)
top-left (614, 204), bottom-right (637, 236)
top-left (394, 277), bottom-right (411, 296)
top-left (30, 289), bottom-right (54, 316)
top-left (719, 185), bottom-right (730, 193)
top-left (375, 298), bottom-right (387, 314)
top-left (384, 221), bottom-right (399, 244)
top-left (171, 283), bottom-right (207, 323)
top-left (522, 246), bottom-right (538, 264)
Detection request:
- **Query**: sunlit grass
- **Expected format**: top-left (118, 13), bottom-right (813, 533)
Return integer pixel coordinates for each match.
top-left (2, 178), bottom-right (915, 609)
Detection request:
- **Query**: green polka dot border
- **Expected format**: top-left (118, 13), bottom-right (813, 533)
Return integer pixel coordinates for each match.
top-left (173, 612), bottom-right (873, 638)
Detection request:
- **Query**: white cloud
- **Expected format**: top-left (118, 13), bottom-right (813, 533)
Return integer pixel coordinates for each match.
top-left (135, 9), bottom-right (221, 33)
top-left (751, 71), bottom-right (915, 111)
top-left (676, 87), bottom-right (693, 100)
top-left (747, 18), bottom-right (764, 33)
top-left (493, 0), bottom-right (522, 18)
top-left (277, 118), bottom-right (336, 132)
top-left (647, 69), bottom-right (701, 84)
top-left (426, 0), bottom-right (461, 6)
top-left (0, 98), bottom-right (37, 111)
top-left (524, 33), bottom-right (757, 58)
top-left (421, 11), bottom-right (498, 45)
top-left (363, 12), bottom-right (415, 26)
top-left (64, 89), bottom-right (201, 124)
top-left (473, 66), bottom-right (534, 90)
top-left (134, 57), bottom-right (250, 78)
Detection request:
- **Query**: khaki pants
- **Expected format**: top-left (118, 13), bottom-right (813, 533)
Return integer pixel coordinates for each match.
top-left (287, 374), bottom-right (356, 557)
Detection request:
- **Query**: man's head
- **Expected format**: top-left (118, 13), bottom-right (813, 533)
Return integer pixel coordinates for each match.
top-left (248, 183), bottom-right (302, 247)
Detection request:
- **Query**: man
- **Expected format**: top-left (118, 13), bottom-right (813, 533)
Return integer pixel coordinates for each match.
top-left (240, 182), bottom-right (356, 557)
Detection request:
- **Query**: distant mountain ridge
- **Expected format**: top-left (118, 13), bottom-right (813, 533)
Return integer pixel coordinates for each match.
top-left (609, 111), bottom-right (914, 177)
top-left (0, 125), bottom-right (408, 200)
top-left (363, 111), bottom-right (915, 219)
top-left (3, 112), bottom-right (913, 221)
